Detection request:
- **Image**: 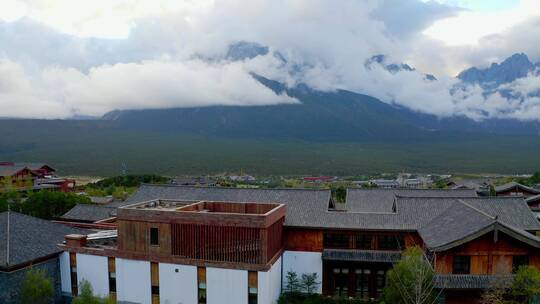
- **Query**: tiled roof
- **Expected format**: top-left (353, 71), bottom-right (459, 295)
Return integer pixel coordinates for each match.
top-left (345, 188), bottom-right (477, 212)
top-left (495, 182), bottom-right (540, 194)
top-left (418, 200), bottom-right (540, 251)
top-left (124, 185), bottom-right (540, 235)
top-left (61, 204), bottom-right (117, 222)
top-left (434, 275), bottom-right (513, 289)
top-left (125, 184), bottom-right (332, 228)
top-left (323, 249), bottom-right (401, 263)
top-left (0, 212), bottom-right (88, 269)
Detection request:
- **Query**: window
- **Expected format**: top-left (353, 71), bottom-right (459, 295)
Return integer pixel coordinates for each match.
top-left (375, 270), bottom-right (386, 297)
top-left (248, 271), bottom-right (258, 304)
top-left (324, 233), bottom-right (350, 249)
top-left (378, 235), bottom-right (403, 250)
top-left (198, 267), bottom-right (207, 304)
top-left (453, 256), bottom-right (470, 274)
top-left (332, 268), bottom-right (349, 297)
top-left (355, 269), bottom-right (370, 299)
top-left (356, 234), bottom-right (372, 250)
top-left (151, 262), bottom-right (159, 304)
top-left (70, 253), bottom-right (78, 296)
top-left (513, 255), bottom-right (529, 273)
top-left (150, 227), bottom-right (159, 246)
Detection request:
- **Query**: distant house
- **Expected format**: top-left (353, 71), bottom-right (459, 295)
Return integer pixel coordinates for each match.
top-left (0, 162), bottom-right (74, 192)
top-left (0, 212), bottom-right (87, 303)
top-left (228, 174), bottom-right (256, 182)
top-left (370, 179), bottom-right (400, 189)
top-left (495, 182), bottom-right (540, 198)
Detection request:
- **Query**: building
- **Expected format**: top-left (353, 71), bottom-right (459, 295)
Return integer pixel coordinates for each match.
top-left (58, 185), bottom-right (540, 304)
top-left (0, 162), bottom-right (75, 192)
top-left (369, 179), bottom-right (400, 189)
top-left (495, 182), bottom-right (540, 198)
top-left (526, 195), bottom-right (540, 220)
top-left (0, 212), bottom-right (87, 303)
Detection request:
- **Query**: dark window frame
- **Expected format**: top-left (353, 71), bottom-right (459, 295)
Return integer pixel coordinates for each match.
top-left (324, 232), bottom-right (350, 249)
top-left (356, 234), bottom-right (373, 250)
top-left (452, 255), bottom-right (471, 274)
top-left (378, 235), bottom-right (403, 250)
top-left (150, 227), bottom-right (159, 246)
top-left (512, 255), bottom-right (529, 273)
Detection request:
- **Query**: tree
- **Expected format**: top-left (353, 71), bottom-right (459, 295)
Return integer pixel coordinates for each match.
top-left (21, 190), bottom-right (91, 219)
top-left (20, 268), bottom-right (54, 304)
top-left (72, 280), bottom-right (101, 304)
top-left (300, 273), bottom-right (320, 294)
top-left (511, 266), bottom-right (540, 304)
top-left (384, 246), bottom-right (439, 304)
top-left (285, 271), bottom-right (302, 294)
top-left (332, 186), bottom-right (347, 203)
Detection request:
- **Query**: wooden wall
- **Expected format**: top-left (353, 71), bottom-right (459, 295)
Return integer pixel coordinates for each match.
top-left (435, 231), bottom-right (540, 274)
top-left (283, 228), bottom-right (423, 252)
top-left (117, 220), bottom-right (171, 255)
top-left (284, 229), bottom-right (323, 251)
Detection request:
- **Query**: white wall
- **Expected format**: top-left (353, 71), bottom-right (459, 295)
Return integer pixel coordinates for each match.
top-left (258, 257), bottom-right (282, 304)
top-left (159, 263), bottom-right (198, 304)
top-left (59, 251), bottom-right (72, 294)
top-left (76, 253), bottom-right (109, 297)
top-left (116, 258), bottom-right (151, 304)
top-left (282, 251), bottom-right (322, 293)
top-left (207, 267), bottom-right (247, 304)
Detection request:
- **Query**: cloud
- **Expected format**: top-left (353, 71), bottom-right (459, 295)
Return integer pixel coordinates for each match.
top-left (0, 0), bottom-right (539, 121)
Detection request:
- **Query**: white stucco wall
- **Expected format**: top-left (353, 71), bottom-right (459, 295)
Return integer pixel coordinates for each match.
top-left (59, 251), bottom-right (72, 294)
top-left (76, 253), bottom-right (109, 297)
top-left (282, 251), bottom-right (322, 293)
top-left (258, 257), bottom-right (282, 304)
top-left (159, 263), bottom-right (198, 304)
top-left (116, 258), bottom-right (151, 304)
top-left (207, 267), bottom-right (248, 304)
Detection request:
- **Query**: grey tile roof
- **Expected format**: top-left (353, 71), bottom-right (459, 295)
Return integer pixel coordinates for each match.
top-left (124, 185), bottom-right (540, 237)
top-left (345, 188), bottom-right (477, 213)
top-left (495, 182), bottom-right (540, 194)
top-left (323, 249), bottom-right (401, 263)
top-left (61, 204), bottom-right (117, 222)
top-left (125, 184), bottom-right (332, 228)
top-left (0, 212), bottom-right (88, 269)
top-left (434, 275), bottom-right (513, 289)
top-left (418, 203), bottom-right (495, 251)
top-left (526, 194), bottom-right (540, 204)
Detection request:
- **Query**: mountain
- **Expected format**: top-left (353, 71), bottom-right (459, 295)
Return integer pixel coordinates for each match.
top-left (102, 73), bottom-right (540, 140)
top-left (457, 53), bottom-right (538, 89)
top-left (365, 55), bottom-right (437, 81)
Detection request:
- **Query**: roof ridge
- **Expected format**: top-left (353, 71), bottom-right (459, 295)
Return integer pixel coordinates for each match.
top-left (140, 183), bottom-right (331, 192)
top-left (457, 199), bottom-right (496, 221)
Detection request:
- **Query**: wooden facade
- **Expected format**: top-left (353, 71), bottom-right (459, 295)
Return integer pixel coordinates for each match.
top-left (284, 228), bottom-right (423, 252)
top-left (435, 231), bottom-right (540, 275)
top-left (115, 200), bottom-right (285, 267)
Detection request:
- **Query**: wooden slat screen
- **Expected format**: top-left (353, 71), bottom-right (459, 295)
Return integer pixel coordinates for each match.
top-left (172, 223), bottom-right (264, 264)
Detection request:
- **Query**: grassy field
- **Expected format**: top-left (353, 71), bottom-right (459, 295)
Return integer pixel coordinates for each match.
top-left (1, 120), bottom-right (540, 176)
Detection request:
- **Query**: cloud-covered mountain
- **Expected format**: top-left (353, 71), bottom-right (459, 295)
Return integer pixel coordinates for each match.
top-left (457, 53), bottom-right (539, 89)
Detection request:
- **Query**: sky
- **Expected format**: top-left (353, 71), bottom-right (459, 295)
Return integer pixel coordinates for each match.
top-left (0, 0), bottom-right (539, 120)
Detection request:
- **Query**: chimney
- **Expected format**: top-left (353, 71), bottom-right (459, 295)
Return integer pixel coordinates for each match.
top-left (65, 234), bottom-right (87, 247)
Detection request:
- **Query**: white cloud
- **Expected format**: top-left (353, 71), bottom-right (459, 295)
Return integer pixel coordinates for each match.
top-left (0, 0), bottom-right (539, 121)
